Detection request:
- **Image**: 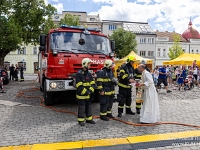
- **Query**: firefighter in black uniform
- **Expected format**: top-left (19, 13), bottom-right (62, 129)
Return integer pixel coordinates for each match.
top-left (19, 65), bottom-right (24, 82)
top-left (134, 68), bottom-right (142, 114)
top-left (75, 58), bottom-right (96, 126)
top-left (117, 55), bottom-right (136, 117)
top-left (96, 60), bottom-right (117, 121)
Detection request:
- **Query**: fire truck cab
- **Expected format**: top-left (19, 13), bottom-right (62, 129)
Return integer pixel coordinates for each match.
top-left (38, 25), bottom-right (115, 106)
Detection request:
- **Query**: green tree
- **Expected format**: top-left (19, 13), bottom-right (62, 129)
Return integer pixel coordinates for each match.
top-left (42, 18), bottom-right (58, 34)
top-left (0, 0), bottom-right (56, 65)
top-left (59, 13), bottom-right (80, 26)
top-left (0, 17), bottom-right (22, 66)
top-left (109, 28), bottom-right (137, 58)
top-left (12, 0), bottom-right (57, 45)
top-left (168, 33), bottom-right (184, 60)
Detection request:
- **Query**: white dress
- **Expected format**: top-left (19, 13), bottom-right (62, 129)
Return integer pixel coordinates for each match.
top-left (140, 70), bottom-right (160, 123)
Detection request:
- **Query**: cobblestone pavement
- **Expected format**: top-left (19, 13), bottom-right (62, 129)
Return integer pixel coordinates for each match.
top-left (0, 80), bottom-right (200, 149)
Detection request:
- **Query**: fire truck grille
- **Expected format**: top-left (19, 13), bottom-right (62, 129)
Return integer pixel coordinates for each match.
top-left (73, 64), bottom-right (98, 72)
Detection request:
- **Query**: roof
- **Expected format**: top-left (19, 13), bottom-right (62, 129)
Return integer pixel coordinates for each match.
top-left (155, 31), bottom-right (188, 42)
top-left (182, 20), bottom-right (200, 40)
top-left (182, 27), bottom-right (200, 40)
top-left (115, 51), bottom-right (153, 64)
top-left (123, 23), bottom-right (155, 34)
top-left (101, 20), bottom-right (148, 24)
top-left (62, 11), bottom-right (87, 13)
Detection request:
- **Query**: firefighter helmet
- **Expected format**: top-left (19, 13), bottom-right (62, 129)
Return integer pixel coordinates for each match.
top-left (82, 58), bottom-right (92, 68)
top-left (127, 55), bottom-right (136, 62)
top-left (104, 59), bottom-right (113, 69)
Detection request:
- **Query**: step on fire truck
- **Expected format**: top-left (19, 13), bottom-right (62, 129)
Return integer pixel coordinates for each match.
top-left (38, 25), bottom-right (115, 106)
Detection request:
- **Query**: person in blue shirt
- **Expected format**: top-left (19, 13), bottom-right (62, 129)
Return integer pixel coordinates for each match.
top-left (156, 65), bottom-right (172, 93)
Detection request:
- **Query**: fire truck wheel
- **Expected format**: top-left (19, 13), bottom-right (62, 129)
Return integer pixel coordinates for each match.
top-left (44, 82), bottom-right (54, 106)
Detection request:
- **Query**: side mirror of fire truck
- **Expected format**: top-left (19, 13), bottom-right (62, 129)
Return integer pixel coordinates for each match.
top-left (39, 34), bottom-right (46, 46)
top-left (111, 40), bottom-right (115, 51)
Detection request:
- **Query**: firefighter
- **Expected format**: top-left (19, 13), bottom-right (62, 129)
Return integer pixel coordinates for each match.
top-left (19, 65), bottom-right (24, 82)
top-left (75, 58), bottom-right (96, 126)
top-left (134, 67), bottom-right (142, 114)
top-left (96, 59), bottom-right (117, 121)
top-left (117, 55), bottom-right (136, 117)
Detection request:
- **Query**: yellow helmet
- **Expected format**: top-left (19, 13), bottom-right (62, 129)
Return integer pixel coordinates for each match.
top-left (104, 59), bottom-right (113, 69)
top-left (127, 55), bottom-right (136, 62)
top-left (82, 58), bottom-right (92, 68)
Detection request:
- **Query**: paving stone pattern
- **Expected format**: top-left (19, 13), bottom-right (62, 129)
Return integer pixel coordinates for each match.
top-left (0, 80), bottom-right (200, 149)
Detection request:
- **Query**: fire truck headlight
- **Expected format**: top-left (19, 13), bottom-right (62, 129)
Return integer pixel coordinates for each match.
top-left (50, 82), bottom-right (57, 89)
top-left (57, 81), bottom-right (65, 89)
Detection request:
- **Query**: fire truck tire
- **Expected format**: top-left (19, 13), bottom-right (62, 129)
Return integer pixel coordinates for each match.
top-left (44, 82), bottom-right (54, 106)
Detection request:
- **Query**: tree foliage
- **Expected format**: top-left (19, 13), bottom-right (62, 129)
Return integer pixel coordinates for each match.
top-left (168, 33), bottom-right (184, 60)
top-left (109, 28), bottom-right (137, 59)
top-left (0, 0), bottom-right (56, 65)
top-left (59, 13), bottom-right (80, 26)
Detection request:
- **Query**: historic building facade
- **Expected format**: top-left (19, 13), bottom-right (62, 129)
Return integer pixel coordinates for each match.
top-left (155, 20), bottom-right (200, 66)
top-left (4, 44), bottom-right (39, 74)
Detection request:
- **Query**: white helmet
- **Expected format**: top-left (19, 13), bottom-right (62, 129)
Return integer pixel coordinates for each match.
top-left (104, 59), bottom-right (113, 69)
top-left (82, 58), bottom-right (92, 68)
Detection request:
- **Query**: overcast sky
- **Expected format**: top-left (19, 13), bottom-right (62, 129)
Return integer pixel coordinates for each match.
top-left (45, 0), bottom-right (200, 34)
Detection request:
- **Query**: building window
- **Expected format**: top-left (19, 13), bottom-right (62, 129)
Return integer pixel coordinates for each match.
top-left (140, 51), bottom-right (146, 56)
top-left (77, 15), bottom-right (81, 20)
top-left (163, 49), bottom-right (166, 57)
top-left (182, 49), bottom-right (185, 52)
top-left (148, 51), bottom-right (154, 56)
top-left (148, 38), bottom-right (154, 44)
top-left (90, 18), bottom-right (95, 21)
top-left (18, 47), bottom-right (26, 54)
top-left (54, 16), bottom-right (59, 19)
top-left (191, 50), bottom-right (194, 53)
top-left (108, 25), bottom-right (116, 30)
top-left (140, 38), bottom-right (146, 44)
top-left (196, 50), bottom-right (198, 54)
top-left (157, 48), bottom-right (161, 57)
top-left (33, 47), bottom-right (37, 55)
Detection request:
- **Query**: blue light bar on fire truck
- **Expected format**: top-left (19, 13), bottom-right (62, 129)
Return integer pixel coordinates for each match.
top-left (60, 24), bottom-right (100, 32)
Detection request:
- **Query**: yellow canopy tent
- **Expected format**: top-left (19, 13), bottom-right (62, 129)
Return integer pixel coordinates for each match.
top-left (114, 51), bottom-right (153, 77)
top-left (162, 53), bottom-right (200, 66)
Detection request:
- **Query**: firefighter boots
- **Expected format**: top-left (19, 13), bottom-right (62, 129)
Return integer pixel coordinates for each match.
top-left (86, 120), bottom-right (96, 124)
top-left (107, 113), bottom-right (115, 118)
top-left (79, 122), bottom-right (85, 126)
top-left (136, 108), bottom-right (140, 114)
top-left (100, 116), bottom-right (109, 121)
top-left (117, 113), bottom-right (122, 117)
top-left (126, 108), bottom-right (135, 115)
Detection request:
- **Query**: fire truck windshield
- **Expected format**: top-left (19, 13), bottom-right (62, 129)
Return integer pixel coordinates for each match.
top-left (50, 32), bottom-right (111, 54)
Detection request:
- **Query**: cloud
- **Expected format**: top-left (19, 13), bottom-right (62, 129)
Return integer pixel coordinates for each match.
top-left (52, 3), bottom-right (64, 13)
top-left (44, 0), bottom-right (49, 5)
top-left (90, 0), bottom-right (200, 34)
top-left (52, 0), bottom-right (59, 2)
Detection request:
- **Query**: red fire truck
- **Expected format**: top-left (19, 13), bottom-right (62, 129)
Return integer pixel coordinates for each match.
top-left (38, 25), bottom-right (115, 106)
